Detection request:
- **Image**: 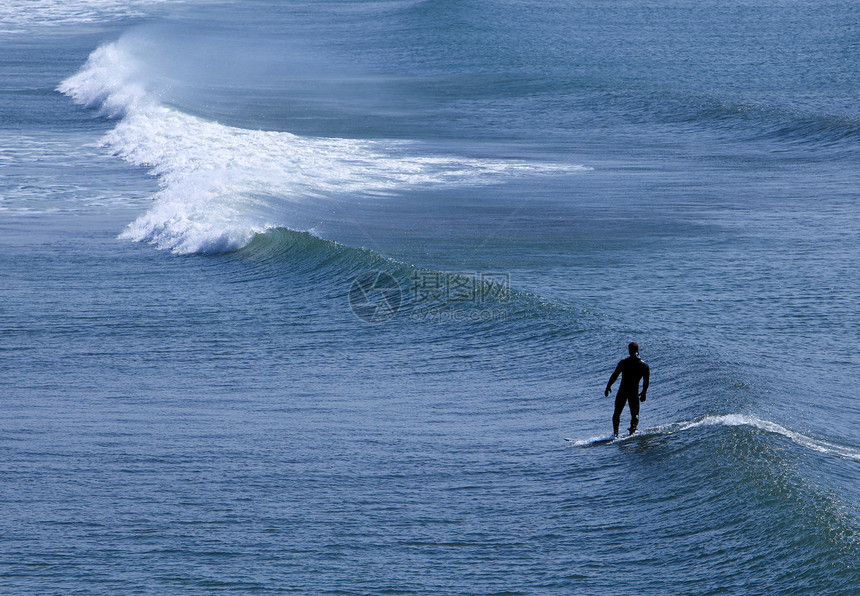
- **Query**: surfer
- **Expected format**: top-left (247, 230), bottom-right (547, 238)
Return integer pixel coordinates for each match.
top-left (605, 342), bottom-right (650, 437)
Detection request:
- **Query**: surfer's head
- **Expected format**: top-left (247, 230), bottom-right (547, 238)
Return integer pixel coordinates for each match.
top-left (628, 342), bottom-right (639, 357)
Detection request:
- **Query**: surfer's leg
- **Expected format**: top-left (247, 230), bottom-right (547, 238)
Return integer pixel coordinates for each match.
top-left (612, 393), bottom-right (626, 437)
top-left (628, 395), bottom-right (640, 434)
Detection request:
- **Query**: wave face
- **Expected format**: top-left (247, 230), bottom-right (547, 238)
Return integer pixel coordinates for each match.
top-left (58, 37), bottom-right (583, 254)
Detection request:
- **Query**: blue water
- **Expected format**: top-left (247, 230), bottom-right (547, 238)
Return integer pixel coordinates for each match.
top-left (2, 1), bottom-right (858, 593)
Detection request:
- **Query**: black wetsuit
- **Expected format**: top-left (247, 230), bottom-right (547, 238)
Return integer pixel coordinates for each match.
top-left (606, 355), bottom-right (650, 436)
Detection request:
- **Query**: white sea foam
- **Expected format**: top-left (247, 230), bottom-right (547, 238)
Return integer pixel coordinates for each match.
top-left (567, 414), bottom-right (860, 462)
top-left (59, 39), bottom-right (587, 254)
top-left (565, 435), bottom-right (613, 447)
top-left (0, 0), bottom-right (181, 33)
top-left (678, 414), bottom-right (860, 462)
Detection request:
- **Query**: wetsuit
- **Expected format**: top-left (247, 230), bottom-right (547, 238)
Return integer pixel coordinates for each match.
top-left (606, 355), bottom-right (650, 436)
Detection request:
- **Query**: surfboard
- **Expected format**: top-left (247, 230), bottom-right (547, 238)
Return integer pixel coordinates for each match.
top-left (565, 435), bottom-right (616, 447)
top-left (565, 432), bottom-right (638, 447)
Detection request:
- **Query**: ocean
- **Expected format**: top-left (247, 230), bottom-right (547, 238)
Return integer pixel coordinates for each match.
top-left (1, 0), bottom-right (858, 593)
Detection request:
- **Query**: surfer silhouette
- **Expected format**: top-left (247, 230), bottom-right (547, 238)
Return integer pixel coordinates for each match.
top-left (605, 342), bottom-right (650, 437)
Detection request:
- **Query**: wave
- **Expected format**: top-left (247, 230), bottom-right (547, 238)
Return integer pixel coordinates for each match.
top-left (596, 86), bottom-right (860, 154)
top-left (654, 94), bottom-right (860, 152)
top-left (567, 414), bottom-right (860, 462)
top-left (58, 38), bottom-right (586, 255)
top-left (693, 100), bottom-right (860, 150)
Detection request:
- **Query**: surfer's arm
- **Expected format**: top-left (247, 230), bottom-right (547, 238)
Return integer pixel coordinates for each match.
top-left (640, 364), bottom-right (650, 399)
top-left (604, 362), bottom-right (622, 396)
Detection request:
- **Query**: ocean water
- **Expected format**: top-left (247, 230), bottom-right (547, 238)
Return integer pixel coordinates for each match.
top-left (1, 1), bottom-right (858, 593)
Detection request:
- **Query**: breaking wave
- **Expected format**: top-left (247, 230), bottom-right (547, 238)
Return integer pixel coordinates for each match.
top-left (59, 38), bottom-right (586, 254)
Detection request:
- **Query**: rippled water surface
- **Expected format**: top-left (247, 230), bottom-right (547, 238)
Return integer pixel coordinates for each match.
top-left (1, 1), bottom-right (858, 593)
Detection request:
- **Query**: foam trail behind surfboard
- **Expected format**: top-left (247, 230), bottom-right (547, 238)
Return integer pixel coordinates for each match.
top-left (565, 435), bottom-right (616, 447)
